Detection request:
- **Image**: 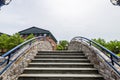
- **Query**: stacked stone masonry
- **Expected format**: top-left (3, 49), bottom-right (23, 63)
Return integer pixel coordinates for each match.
top-left (68, 41), bottom-right (120, 80)
top-left (0, 41), bottom-right (53, 80)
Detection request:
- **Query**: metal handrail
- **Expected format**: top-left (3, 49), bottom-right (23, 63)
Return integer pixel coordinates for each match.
top-left (0, 36), bottom-right (44, 75)
top-left (0, 0), bottom-right (12, 8)
top-left (72, 36), bottom-right (120, 75)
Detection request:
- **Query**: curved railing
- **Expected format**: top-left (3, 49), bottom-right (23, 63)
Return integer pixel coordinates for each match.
top-left (0, 36), bottom-right (44, 75)
top-left (71, 36), bottom-right (120, 75)
top-left (110, 0), bottom-right (120, 6)
top-left (0, 0), bottom-right (12, 8)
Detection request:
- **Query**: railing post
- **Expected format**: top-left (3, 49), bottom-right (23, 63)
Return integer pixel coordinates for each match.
top-left (89, 41), bottom-right (92, 46)
top-left (7, 54), bottom-right (11, 64)
top-left (29, 41), bottom-right (32, 46)
top-left (110, 54), bottom-right (114, 65)
top-left (80, 38), bottom-right (83, 51)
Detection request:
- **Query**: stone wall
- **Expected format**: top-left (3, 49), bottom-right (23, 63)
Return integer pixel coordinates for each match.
top-left (0, 40), bottom-right (53, 80)
top-left (46, 37), bottom-right (57, 50)
top-left (68, 41), bottom-right (120, 80)
top-left (37, 41), bottom-right (53, 51)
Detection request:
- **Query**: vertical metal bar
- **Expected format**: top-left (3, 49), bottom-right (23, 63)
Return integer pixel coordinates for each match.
top-left (80, 38), bottom-right (83, 51)
top-left (29, 41), bottom-right (32, 46)
top-left (89, 41), bottom-right (92, 46)
top-left (110, 54), bottom-right (114, 65)
top-left (7, 54), bottom-right (11, 64)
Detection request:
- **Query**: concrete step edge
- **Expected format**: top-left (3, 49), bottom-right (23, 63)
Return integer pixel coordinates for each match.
top-left (30, 63), bottom-right (93, 65)
top-left (38, 51), bottom-right (83, 53)
top-left (37, 53), bottom-right (84, 55)
top-left (24, 68), bottom-right (97, 70)
top-left (19, 74), bottom-right (103, 78)
top-left (35, 56), bottom-right (86, 57)
top-left (32, 59), bottom-right (89, 61)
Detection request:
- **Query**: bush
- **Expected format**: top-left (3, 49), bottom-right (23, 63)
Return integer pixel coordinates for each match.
top-left (8, 33), bottom-right (24, 50)
top-left (0, 33), bottom-right (24, 53)
top-left (0, 33), bottom-right (35, 54)
top-left (106, 40), bottom-right (120, 54)
top-left (56, 40), bottom-right (69, 50)
top-left (92, 38), bottom-right (107, 47)
top-left (93, 38), bottom-right (120, 54)
top-left (0, 34), bottom-right (10, 52)
top-left (25, 34), bottom-right (34, 40)
top-left (56, 45), bottom-right (64, 50)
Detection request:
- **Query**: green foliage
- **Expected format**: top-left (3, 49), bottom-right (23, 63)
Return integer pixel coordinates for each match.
top-left (0, 33), bottom-right (24, 52)
top-left (56, 45), bottom-right (64, 50)
top-left (56, 40), bottom-right (69, 50)
top-left (106, 40), bottom-right (120, 54)
top-left (0, 33), bottom-right (36, 54)
top-left (8, 33), bottom-right (24, 50)
top-left (92, 38), bottom-right (107, 47)
top-left (93, 38), bottom-right (120, 54)
top-left (25, 34), bottom-right (34, 40)
top-left (0, 34), bottom-right (9, 49)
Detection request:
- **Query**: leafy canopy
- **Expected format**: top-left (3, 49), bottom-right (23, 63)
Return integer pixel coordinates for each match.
top-left (56, 40), bottom-right (69, 50)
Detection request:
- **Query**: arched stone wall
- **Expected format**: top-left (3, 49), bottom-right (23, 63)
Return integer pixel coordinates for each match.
top-left (68, 41), bottom-right (120, 80)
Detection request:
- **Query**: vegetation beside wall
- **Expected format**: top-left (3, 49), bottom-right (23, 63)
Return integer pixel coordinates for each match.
top-left (92, 38), bottom-right (120, 56)
top-left (56, 40), bottom-right (69, 50)
top-left (0, 33), bottom-right (34, 55)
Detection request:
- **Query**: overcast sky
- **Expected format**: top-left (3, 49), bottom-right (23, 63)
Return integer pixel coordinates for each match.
top-left (0, 0), bottom-right (120, 41)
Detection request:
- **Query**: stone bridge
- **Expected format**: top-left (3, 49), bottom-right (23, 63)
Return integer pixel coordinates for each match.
top-left (0, 36), bottom-right (119, 80)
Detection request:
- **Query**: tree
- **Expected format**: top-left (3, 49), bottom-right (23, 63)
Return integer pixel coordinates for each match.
top-left (106, 40), bottom-right (120, 54)
top-left (10, 33), bottom-right (24, 45)
top-left (25, 34), bottom-right (34, 40)
top-left (93, 38), bottom-right (120, 54)
top-left (56, 40), bottom-right (69, 50)
top-left (0, 34), bottom-right (9, 52)
top-left (92, 38), bottom-right (107, 47)
top-left (0, 33), bottom-right (24, 53)
top-left (56, 45), bottom-right (64, 50)
top-left (0, 33), bottom-right (37, 55)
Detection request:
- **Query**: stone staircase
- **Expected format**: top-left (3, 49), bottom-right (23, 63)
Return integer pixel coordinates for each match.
top-left (18, 51), bottom-right (105, 80)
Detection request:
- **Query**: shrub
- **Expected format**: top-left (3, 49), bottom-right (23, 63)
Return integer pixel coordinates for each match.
top-left (93, 38), bottom-right (120, 54)
top-left (56, 40), bottom-right (69, 50)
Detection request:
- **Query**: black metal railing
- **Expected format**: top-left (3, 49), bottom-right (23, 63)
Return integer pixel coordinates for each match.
top-left (0, 0), bottom-right (12, 8)
top-left (110, 0), bottom-right (120, 6)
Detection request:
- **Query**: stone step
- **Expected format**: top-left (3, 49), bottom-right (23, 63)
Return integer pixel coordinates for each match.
top-left (18, 74), bottom-right (104, 80)
top-left (38, 51), bottom-right (83, 53)
top-left (34, 55), bottom-right (87, 59)
top-left (28, 63), bottom-right (94, 68)
top-left (31, 59), bottom-right (90, 63)
top-left (37, 52), bottom-right (83, 54)
top-left (36, 53), bottom-right (85, 56)
top-left (23, 68), bottom-right (99, 74)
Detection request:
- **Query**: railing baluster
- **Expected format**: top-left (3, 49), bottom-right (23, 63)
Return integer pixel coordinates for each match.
top-left (80, 38), bottom-right (83, 51)
top-left (110, 54), bottom-right (114, 65)
top-left (7, 54), bottom-right (11, 64)
top-left (89, 41), bottom-right (92, 46)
